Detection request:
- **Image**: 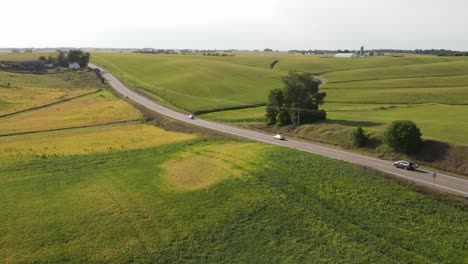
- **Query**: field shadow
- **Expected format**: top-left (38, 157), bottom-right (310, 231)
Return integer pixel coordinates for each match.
top-left (329, 119), bottom-right (383, 127)
top-left (412, 140), bottom-right (451, 162)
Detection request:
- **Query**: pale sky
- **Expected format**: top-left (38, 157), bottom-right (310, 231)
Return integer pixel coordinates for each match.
top-left (2, 0), bottom-right (468, 50)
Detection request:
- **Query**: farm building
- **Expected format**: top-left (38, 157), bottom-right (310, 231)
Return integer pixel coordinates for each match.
top-left (335, 53), bottom-right (359, 58)
top-left (69, 62), bottom-right (81, 69)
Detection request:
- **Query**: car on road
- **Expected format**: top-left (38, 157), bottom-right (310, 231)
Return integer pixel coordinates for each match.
top-left (188, 114), bottom-right (195, 119)
top-left (394, 160), bottom-right (418, 170)
top-left (273, 134), bottom-right (285, 140)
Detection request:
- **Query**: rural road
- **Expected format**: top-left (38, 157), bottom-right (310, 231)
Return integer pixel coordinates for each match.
top-left (89, 64), bottom-right (468, 197)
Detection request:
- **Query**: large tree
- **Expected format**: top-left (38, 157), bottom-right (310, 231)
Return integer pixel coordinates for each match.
top-left (384, 120), bottom-right (422, 154)
top-left (266, 71), bottom-right (326, 126)
top-left (67, 50), bottom-right (84, 63)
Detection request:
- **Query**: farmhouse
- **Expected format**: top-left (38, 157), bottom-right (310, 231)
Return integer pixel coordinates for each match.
top-left (69, 62), bottom-right (80, 69)
top-left (335, 53), bottom-right (359, 58)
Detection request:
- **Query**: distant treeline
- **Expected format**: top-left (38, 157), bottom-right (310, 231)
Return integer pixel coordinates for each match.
top-left (202, 52), bottom-right (234, 57)
top-left (288, 49), bottom-right (468, 56)
top-left (134, 49), bottom-right (238, 54)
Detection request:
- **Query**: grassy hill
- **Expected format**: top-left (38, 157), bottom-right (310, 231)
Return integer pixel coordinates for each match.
top-left (92, 52), bottom-right (468, 145)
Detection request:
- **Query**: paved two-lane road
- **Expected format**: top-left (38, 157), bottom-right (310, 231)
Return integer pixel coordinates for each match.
top-left (90, 64), bottom-right (468, 197)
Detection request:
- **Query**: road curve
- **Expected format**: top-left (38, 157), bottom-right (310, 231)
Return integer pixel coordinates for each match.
top-left (90, 64), bottom-right (468, 197)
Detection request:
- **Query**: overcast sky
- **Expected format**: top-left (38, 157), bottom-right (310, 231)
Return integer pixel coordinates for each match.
top-left (2, 0), bottom-right (468, 50)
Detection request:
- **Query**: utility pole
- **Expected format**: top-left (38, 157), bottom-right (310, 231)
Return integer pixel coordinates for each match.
top-left (297, 106), bottom-right (300, 126)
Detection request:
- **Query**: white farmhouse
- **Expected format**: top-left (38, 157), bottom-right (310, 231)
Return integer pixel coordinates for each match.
top-left (69, 62), bottom-right (80, 69)
top-left (335, 53), bottom-right (359, 58)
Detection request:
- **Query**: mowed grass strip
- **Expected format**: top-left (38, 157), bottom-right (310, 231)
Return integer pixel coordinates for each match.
top-left (0, 91), bottom-right (141, 135)
top-left (0, 141), bottom-right (465, 263)
top-left (0, 124), bottom-right (197, 164)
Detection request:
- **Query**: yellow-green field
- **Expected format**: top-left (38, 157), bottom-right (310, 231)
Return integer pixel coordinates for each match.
top-left (0, 91), bottom-right (141, 135)
top-left (161, 142), bottom-right (264, 190)
top-left (0, 123), bottom-right (197, 164)
top-left (0, 70), bottom-right (103, 116)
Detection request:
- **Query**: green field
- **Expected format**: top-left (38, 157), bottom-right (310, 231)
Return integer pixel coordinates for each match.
top-left (1, 137), bottom-right (466, 263)
top-left (91, 52), bottom-right (468, 145)
top-left (92, 52), bottom-right (468, 112)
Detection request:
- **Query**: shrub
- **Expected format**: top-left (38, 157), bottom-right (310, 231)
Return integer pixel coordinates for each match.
top-left (384, 120), bottom-right (422, 154)
top-left (350, 127), bottom-right (369, 148)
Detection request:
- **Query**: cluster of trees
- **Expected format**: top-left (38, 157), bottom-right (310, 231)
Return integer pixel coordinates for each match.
top-left (39, 50), bottom-right (90, 68)
top-left (266, 71), bottom-right (326, 126)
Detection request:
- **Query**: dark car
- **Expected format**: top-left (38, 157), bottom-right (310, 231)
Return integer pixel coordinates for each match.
top-left (394, 160), bottom-right (418, 170)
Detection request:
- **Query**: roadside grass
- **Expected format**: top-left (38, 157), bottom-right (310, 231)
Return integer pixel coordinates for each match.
top-left (0, 90), bottom-right (141, 135)
top-left (0, 70), bottom-right (103, 115)
top-left (0, 123), bottom-right (197, 164)
top-left (0, 140), bottom-right (466, 263)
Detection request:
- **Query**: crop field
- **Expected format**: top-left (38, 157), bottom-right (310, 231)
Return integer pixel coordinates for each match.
top-left (0, 70), bottom-right (103, 116)
top-left (0, 138), bottom-right (466, 263)
top-left (0, 91), bottom-right (141, 135)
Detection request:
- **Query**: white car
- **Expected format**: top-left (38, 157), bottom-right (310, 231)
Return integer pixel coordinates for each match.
top-left (273, 134), bottom-right (285, 140)
top-left (188, 114), bottom-right (195, 119)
